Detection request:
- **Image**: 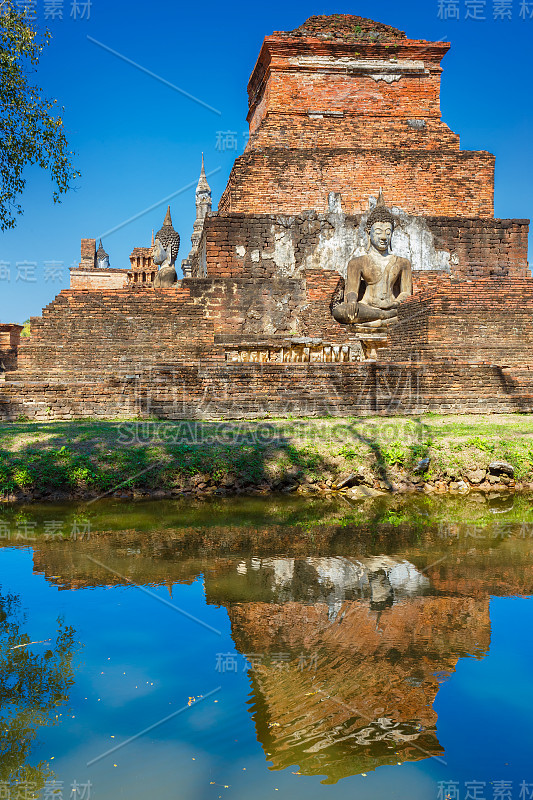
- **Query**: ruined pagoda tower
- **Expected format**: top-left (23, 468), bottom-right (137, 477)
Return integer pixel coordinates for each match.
top-left (220, 14), bottom-right (493, 218)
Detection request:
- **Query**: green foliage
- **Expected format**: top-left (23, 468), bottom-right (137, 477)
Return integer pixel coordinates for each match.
top-left (382, 510), bottom-right (409, 526)
top-left (465, 436), bottom-right (496, 453)
top-left (338, 443), bottom-right (363, 461)
top-left (380, 440), bottom-right (407, 466)
top-left (0, 2), bottom-right (80, 229)
top-left (12, 466), bottom-right (32, 487)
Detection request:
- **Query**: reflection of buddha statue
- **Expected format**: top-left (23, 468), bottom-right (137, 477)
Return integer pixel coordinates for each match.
top-left (153, 205), bottom-right (180, 288)
top-left (332, 194), bottom-right (412, 326)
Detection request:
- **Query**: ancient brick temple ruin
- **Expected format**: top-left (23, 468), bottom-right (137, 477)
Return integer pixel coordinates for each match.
top-left (1, 14), bottom-right (531, 419)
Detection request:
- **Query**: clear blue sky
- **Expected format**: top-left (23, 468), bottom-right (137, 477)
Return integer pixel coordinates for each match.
top-left (1, 0), bottom-right (532, 323)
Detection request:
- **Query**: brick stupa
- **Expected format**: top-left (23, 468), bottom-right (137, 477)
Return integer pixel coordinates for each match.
top-left (0, 14), bottom-right (531, 419)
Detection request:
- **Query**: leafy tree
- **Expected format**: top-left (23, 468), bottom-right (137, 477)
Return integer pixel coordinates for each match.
top-left (0, 1), bottom-right (79, 230)
top-left (0, 585), bottom-right (77, 793)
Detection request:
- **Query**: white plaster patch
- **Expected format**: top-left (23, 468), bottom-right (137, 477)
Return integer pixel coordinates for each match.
top-left (271, 228), bottom-right (296, 275)
top-left (301, 213), bottom-right (359, 276)
top-left (369, 73), bottom-right (402, 83)
top-left (288, 55), bottom-right (426, 73)
top-left (388, 208), bottom-right (452, 273)
top-left (235, 202), bottom-right (451, 281)
top-left (235, 245), bottom-right (246, 257)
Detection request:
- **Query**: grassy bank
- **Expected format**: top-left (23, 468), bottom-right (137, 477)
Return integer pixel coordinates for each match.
top-left (1, 414), bottom-right (533, 501)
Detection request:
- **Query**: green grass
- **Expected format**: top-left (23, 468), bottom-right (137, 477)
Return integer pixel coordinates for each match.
top-left (0, 414), bottom-right (532, 497)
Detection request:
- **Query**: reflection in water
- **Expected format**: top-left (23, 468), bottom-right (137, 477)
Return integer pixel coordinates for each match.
top-left (238, 555), bottom-right (430, 618)
top-left (217, 556), bottom-right (485, 782)
top-left (0, 588), bottom-right (77, 794)
top-left (1, 493), bottom-right (533, 789)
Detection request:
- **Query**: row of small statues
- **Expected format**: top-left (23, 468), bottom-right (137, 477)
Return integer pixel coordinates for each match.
top-left (226, 343), bottom-right (362, 363)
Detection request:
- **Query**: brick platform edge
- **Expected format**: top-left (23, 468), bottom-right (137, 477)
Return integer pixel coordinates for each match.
top-left (1, 274), bottom-right (533, 420)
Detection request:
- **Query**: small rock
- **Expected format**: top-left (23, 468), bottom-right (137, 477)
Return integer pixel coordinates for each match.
top-left (454, 480), bottom-right (470, 494)
top-left (466, 468), bottom-right (486, 485)
top-left (489, 460), bottom-right (514, 477)
top-left (335, 472), bottom-right (363, 490)
top-left (345, 485), bottom-right (386, 500)
top-left (414, 458), bottom-right (430, 474)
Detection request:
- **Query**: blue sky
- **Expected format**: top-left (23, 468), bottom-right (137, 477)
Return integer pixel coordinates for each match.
top-left (1, 0), bottom-right (532, 323)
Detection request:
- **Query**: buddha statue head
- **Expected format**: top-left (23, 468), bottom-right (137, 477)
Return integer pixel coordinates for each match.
top-left (365, 190), bottom-right (396, 255)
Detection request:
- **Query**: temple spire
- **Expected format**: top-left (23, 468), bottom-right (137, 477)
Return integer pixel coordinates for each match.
top-left (196, 152), bottom-right (211, 194)
top-left (163, 205), bottom-right (173, 227)
top-left (182, 154), bottom-right (213, 278)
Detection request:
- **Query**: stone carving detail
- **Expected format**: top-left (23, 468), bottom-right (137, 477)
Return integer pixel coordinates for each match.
top-left (332, 190), bottom-right (413, 327)
top-left (153, 206), bottom-right (180, 288)
top-left (227, 344), bottom-right (360, 363)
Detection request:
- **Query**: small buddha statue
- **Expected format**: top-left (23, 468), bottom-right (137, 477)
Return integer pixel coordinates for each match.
top-left (153, 206), bottom-right (180, 288)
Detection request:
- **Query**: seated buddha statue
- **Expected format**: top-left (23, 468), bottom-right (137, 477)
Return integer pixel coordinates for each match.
top-left (332, 197), bottom-right (412, 326)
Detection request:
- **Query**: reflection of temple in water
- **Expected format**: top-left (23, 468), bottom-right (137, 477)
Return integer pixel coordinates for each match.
top-left (22, 519), bottom-right (533, 784)
top-left (206, 555), bottom-right (489, 783)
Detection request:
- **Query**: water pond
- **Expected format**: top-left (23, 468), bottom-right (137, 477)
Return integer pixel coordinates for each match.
top-left (1, 493), bottom-right (533, 799)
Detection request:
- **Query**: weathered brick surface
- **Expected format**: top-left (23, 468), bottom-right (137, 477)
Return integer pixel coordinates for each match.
top-left (192, 213), bottom-right (528, 280)
top-left (425, 218), bottom-right (529, 279)
top-left (383, 278), bottom-right (533, 366)
top-left (2, 360), bottom-right (533, 421)
top-left (12, 289), bottom-right (216, 386)
top-left (1, 274), bottom-right (533, 421)
top-left (219, 149), bottom-right (494, 218)
top-left (248, 115), bottom-right (460, 151)
top-left (0, 324), bottom-right (22, 373)
top-left (70, 268), bottom-right (129, 290)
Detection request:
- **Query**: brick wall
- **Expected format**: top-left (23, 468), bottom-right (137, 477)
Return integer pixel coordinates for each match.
top-left (2, 360), bottom-right (532, 421)
top-left (219, 149), bottom-right (494, 218)
top-left (79, 238), bottom-right (96, 269)
top-left (2, 274), bottom-right (533, 420)
top-left (247, 36), bottom-right (451, 130)
top-left (70, 268), bottom-right (129, 290)
top-left (384, 277), bottom-right (533, 366)
top-left (216, 26), bottom-right (496, 218)
top-left (0, 324), bottom-right (23, 373)
top-left (192, 212), bottom-right (528, 280)
top-left (425, 218), bottom-right (529, 279)
top-left (248, 115), bottom-right (461, 151)
top-left (14, 288), bottom-right (217, 381)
